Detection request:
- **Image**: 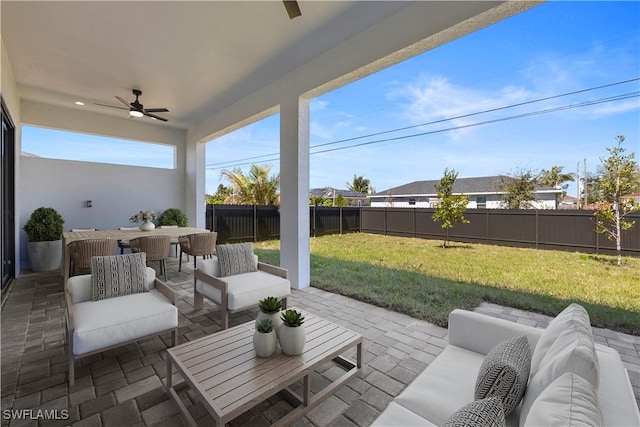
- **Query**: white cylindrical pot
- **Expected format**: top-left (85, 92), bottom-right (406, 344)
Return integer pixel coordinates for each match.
top-left (278, 325), bottom-right (306, 356)
top-left (253, 330), bottom-right (277, 358)
top-left (256, 311), bottom-right (283, 335)
top-left (27, 240), bottom-right (62, 272)
top-left (139, 220), bottom-right (155, 231)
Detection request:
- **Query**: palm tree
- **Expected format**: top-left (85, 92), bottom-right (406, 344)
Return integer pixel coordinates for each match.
top-left (346, 175), bottom-right (371, 194)
top-left (538, 166), bottom-right (574, 190)
top-left (220, 164), bottom-right (280, 205)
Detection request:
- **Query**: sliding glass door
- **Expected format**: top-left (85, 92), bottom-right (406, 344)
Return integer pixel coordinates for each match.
top-left (1, 98), bottom-right (16, 294)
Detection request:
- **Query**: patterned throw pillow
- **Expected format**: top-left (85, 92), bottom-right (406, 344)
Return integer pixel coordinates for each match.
top-left (444, 397), bottom-right (506, 427)
top-left (215, 242), bottom-right (257, 277)
top-left (91, 253), bottom-right (148, 301)
top-left (475, 336), bottom-right (531, 415)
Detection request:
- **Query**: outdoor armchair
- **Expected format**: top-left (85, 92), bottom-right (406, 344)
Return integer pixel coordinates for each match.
top-left (68, 238), bottom-right (116, 276)
top-left (177, 232), bottom-right (217, 272)
top-left (130, 235), bottom-right (171, 281)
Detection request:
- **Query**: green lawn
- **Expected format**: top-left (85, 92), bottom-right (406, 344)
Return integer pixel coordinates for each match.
top-left (254, 233), bottom-right (640, 335)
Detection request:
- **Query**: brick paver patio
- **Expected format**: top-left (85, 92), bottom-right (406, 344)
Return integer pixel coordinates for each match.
top-left (2, 257), bottom-right (639, 426)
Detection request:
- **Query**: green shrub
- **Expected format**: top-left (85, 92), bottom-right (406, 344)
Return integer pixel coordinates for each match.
top-left (23, 207), bottom-right (64, 242)
top-left (158, 208), bottom-right (188, 227)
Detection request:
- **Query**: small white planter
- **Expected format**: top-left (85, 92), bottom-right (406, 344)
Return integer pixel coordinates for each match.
top-left (139, 220), bottom-right (155, 231)
top-left (253, 330), bottom-right (277, 358)
top-left (278, 324), bottom-right (306, 356)
top-left (256, 311), bottom-right (283, 335)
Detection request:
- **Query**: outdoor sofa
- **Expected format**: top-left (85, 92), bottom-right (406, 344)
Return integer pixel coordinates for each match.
top-left (373, 304), bottom-right (640, 426)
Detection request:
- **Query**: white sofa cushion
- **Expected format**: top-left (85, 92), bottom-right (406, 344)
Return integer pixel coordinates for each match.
top-left (68, 267), bottom-right (156, 304)
top-left (529, 303), bottom-right (590, 376)
top-left (72, 290), bottom-right (178, 355)
top-left (197, 255), bottom-right (257, 279)
top-left (444, 397), bottom-right (506, 427)
top-left (475, 336), bottom-right (531, 415)
top-left (596, 345), bottom-right (640, 426)
top-left (196, 270), bottom-right (290, 310)
top-left (372, 401), bottom-right (437, 427)
top-left (519, 319), bottom-right (599, 426)
top-left (524, 372), bottom-right (602, 427)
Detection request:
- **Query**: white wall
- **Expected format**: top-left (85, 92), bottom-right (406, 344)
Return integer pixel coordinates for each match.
top-left (19, 156), bottom-right (184, 268)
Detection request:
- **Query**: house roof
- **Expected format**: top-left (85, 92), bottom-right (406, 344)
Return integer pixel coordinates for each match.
top-left (310, 188), bottom-right (367, 199)
top-left (373, 175), bottom-right (562, 197)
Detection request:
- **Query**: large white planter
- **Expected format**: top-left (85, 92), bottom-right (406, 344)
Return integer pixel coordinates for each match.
top-left (27, 240), bottom-right (62, 272)
top-left (253, 330), bottom-right (277, 358)
top-left (278, 324), bottom-right (306, 356)
top-left (256, 311), bottom-right (283, 336)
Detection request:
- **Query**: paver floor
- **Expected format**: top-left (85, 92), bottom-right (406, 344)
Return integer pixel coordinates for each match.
top-left (1, 257), bottom-right (638, 426)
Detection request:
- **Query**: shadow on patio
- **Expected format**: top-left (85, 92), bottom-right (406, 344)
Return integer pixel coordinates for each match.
top-left (2, 257), bottom-right (639, 426)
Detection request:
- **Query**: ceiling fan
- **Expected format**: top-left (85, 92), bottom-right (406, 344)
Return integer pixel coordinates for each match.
top-left (95, 89), bottom-right (169, 122)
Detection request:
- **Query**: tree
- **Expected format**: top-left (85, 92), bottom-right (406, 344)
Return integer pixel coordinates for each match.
top-left (593, 136), bottom-right (640, 266)
top-left (432, 169), bottom-right (469, 248)
top-left (207, 184), bottom-right (232, 204)
top-left (501, 170), bottom-right (537, 209)
top-left (334, 194), bottom-right (348, 207)
top-left (309, 195), bottom-right (324, 206)
top-left (346, 175), bottom-right (371, 194)
top-left (538, 166), bottom-right (574, 203)
top-left (220, 164), bottom-right (280, 205)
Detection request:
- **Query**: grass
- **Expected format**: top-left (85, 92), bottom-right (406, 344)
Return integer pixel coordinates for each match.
top-left (254, 233), bottom-right (640, 335)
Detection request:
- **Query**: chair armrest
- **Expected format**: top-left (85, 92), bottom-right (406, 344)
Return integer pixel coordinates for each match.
top-left (154, 279), bottom-right (178, 306)
top-left (65, 290), bottom-right (75, 333)
top-left (448, 309), bottom-right (543, 355)
top-left (194, 269), bottom-right (228, 293)
top-left (257, 262), bottom-right (288, 279)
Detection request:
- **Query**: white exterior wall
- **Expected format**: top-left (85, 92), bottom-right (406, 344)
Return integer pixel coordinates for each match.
top-left (371, 192), bottom-right (558, 209)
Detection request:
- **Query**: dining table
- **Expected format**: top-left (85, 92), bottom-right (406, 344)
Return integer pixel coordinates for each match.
top-left (61, 226), bottom-right (211, 284)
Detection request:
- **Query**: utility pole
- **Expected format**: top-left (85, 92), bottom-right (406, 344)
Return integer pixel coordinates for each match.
top-left (583, 158), bottom-right (588, 208)
top-left (576, 161), bottom-right (580, 209)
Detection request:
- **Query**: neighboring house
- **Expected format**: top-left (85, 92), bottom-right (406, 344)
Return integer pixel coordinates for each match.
top-left (310, 187), bottom-right (369, 206)
top-left (559, 195), bottom-right (579, 210)
top-left (370, 175), bottom-right (563, 209)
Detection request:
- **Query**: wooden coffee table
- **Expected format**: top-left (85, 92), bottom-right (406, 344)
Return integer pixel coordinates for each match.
top-left (166, 310), bottom-right (363, 426)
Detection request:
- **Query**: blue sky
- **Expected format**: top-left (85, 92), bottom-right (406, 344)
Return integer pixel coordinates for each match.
top-left (23, 2), bottom-right (640, 198)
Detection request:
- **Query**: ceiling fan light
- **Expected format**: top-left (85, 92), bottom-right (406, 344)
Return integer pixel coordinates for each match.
top-left (129, 110), bottom-right (144, 118)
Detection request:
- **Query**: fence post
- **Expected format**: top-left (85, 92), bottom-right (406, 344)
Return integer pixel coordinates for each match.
top-left (535, 210), bottom-right (539, 249)
top-left (253, 205), bottom-right (258, 242)
top-left (384, 208), bottom-right (387, 236)
top-left (339, 207), bottom-right (343, 235)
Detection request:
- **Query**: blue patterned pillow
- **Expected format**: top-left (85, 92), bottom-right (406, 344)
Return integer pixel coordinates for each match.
top-left (91, 253), bottom-right (148, 301)
top-left (215, 243), bottom-right (257, 277)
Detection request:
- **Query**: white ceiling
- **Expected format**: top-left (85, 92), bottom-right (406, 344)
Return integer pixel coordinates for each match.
top-left (2, 1), bottom-right (415, 129)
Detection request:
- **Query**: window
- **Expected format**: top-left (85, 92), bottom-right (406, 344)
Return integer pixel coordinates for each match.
top-left (408, 198), bottom-right (416, 206)
top-left (22, 126), bottom-right (176, 169)
top-left (477, 196), bottom-right (487, 209)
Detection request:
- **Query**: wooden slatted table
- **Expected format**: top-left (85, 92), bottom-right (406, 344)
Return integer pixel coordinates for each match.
top-left (166, 311), bottom-right (363, 426)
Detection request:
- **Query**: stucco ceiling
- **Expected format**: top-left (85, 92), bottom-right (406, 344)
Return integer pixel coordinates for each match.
top-left (2, 1), bottom-right (414, 129)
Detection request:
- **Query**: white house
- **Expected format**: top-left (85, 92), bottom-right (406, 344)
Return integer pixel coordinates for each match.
top-left (370, 175), bottom-right (563, 209)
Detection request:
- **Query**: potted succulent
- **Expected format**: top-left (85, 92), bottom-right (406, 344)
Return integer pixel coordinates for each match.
top-left (279, 309), bottom-right (306, 356)
top-left (256, 296), bottom-right (284, 334)
top-left (23, 207), bottom-right (65, 272)
top-left (253, 319), bottom-right (278, 357)
top-left (158, 208), bottom-right (188, 227)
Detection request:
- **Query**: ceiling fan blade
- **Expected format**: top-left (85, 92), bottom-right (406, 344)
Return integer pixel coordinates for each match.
top-left (115, 96), bottom-right (131, 108)
top-left (94, 102), bottom-right (127, 110)
top-left (144, 108), bottom-right (169, 113)
top-left (283, 0), bottom-right (301, 19)
top-left (143, 112), bottom-right (168, 122)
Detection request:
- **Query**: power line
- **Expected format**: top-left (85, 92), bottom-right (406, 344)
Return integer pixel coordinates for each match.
top-left (205, 77), bottom-right (639, 169)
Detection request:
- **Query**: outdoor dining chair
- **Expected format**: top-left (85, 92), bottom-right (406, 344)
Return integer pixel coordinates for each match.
top-left (130, 235), bottom-right (171, 281)
top-left (158, 225), bottom-right (180, 258)
top-left (68, 238), bottom-right (117, 276)
top-left (177, 232), bottom-right (217, 272)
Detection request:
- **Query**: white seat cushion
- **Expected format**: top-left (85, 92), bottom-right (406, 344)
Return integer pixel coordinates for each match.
top-left (196, 270), bottom-right (290, 310)
top-left (372, 401), bottom-right (436, 426)
top-left (72, 291), bottom-right (177, 356)
top-left (68, 267), bottom-right (156, 304)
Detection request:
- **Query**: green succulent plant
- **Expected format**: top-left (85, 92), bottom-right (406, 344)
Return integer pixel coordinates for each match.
top-left (280, 309), bottom-right (305, 327)
top-left (258, 296), bottom-right (282, 314)
top-left (256, 319), bottom-right (274, 333)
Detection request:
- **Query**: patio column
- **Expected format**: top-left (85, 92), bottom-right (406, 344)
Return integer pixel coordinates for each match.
top-left (185, 136), bottom-right (207, 228)
top-left (279, 95), bottom-right (310, 290)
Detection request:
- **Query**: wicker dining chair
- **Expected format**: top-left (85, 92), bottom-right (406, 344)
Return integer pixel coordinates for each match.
top-left (68, 238), bottom-right (117, 276)
top-left (117, 227), bottom-right (140, 254)
top-left (130, 235), bottom-right (171, 281)
top-left (158, 225), bottom-right (180, 258)
top-left (177, 232), bottom-right (217, 272)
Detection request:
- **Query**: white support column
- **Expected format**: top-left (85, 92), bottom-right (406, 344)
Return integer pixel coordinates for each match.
top-left (279, 95), bottom-right (310, 289)
top-left (185, 135), bottom-right (207, 228)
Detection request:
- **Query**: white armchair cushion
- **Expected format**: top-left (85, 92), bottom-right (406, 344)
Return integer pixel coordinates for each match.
top-left (197, 255), bottom-right (257, 278)
top-left (196, 270), bottom-right (290, 310)
top-left (71, 291), bottom-right (178, 356)
top-left (67, 267), bottom-right (156, 304)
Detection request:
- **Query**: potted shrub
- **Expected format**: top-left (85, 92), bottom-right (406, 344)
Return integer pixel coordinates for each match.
top-left (158, 208), bottom-right (188, 227)
top-left (279, 309), bottom-right (306, 356)
top-left (253, 319), bottom-right (277, 358)
top-left (23, 207), bottom-right (65, 272)
top-left (256, 296), bottom-right (283, 334)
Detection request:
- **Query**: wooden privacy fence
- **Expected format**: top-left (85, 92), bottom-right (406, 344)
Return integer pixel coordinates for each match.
top-left (205, 205), bottom-right (640, 256)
